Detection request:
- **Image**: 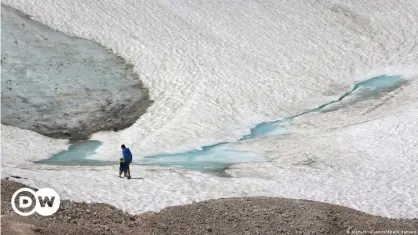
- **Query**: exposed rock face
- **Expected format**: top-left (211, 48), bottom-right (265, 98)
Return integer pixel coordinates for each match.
top-left (1, 5), bottom-right (153, 139)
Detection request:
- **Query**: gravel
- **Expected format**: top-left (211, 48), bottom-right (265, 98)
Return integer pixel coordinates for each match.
top-left (2, 179), bottom-right (417, 235)
top-left (142, 197), bottom-right (418, 235)
top-left (1, 180), bottom-right (146, 235)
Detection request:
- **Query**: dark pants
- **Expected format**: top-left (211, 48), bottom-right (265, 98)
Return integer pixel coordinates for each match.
top-left (119, 161), bottom-right (131, 178)
top-left (120, 162), bottom-right (127, 173)
top-left (126, 162), bottom-right (131, 176)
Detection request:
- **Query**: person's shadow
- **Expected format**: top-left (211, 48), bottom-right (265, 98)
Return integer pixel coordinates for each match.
top-left (118, 176), bottom-right (144, 180)
top-left (128, 177), bottom-right (144, 180)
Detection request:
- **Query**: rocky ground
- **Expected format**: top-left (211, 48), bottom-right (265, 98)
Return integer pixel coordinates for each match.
top-left (2, 179), bottom-right (418, 235)
top-left (1, 180), bottom-right (147, 235)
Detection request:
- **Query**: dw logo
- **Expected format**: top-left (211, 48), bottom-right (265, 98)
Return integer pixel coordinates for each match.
top-left (11, 188), bottom-right (61, 216)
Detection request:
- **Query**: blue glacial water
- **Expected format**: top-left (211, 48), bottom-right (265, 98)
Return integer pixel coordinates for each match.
top-left (240, 75), bottom-right (406, 139)
top-left (37, 141), bottom-right (264, 173)
top-left (37, 75), bottom-right (407, 172)
top-left (36, 140), bottom-right (113, 166)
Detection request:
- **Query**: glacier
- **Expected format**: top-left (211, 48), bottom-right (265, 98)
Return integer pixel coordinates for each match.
top-left (1, 0), bottom-right (418, 219)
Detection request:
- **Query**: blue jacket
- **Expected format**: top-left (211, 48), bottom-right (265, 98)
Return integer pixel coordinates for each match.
top-left (122, 148), bottom-right (132, 163)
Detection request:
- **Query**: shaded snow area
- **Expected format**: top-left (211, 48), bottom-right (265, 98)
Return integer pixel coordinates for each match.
top-left (1, 5), bottom-right (152, 139)
top-left (1, 0), bottom-right (418, 219)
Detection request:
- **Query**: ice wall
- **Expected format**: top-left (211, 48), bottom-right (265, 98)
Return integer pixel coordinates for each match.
top-left (1, 5), bottom-right (153, 139)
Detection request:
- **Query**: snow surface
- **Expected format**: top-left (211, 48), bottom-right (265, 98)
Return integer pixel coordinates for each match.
top-left (1, 0), bottom-right (418, 218)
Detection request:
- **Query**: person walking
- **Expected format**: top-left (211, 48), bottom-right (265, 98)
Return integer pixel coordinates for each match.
top-left (121, 144), bottom-right (132, 179)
